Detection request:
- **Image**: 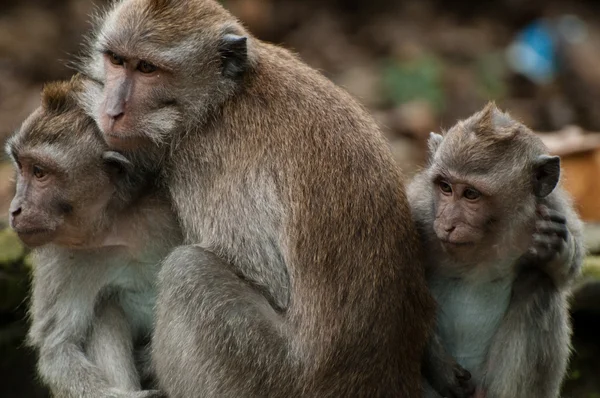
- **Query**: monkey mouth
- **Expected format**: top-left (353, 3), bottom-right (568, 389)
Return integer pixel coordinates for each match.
top-left (439, 238), bottom-right (474, 247)
top-left (13, 228), bottom-right (56, 247)
top-left (16, 228), bottom-right (52, 235)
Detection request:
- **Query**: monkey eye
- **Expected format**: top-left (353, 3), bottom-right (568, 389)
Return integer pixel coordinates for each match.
top-left (32, 165), bottom-right (46, 180)
top-left (138, 60), bottom-right (158, 74)
top-left (106, 51), bottom-right (125, 66)
top-left (438, 180), bottom-right (452, 195)
top-left (463, 188), bottom-right (481, 201)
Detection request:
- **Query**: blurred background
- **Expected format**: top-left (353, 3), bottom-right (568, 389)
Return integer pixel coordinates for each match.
top-left (1, 0), bottom-right (600, 396)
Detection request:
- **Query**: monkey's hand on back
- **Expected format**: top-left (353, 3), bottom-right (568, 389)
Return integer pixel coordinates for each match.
top-left (522, 204), bottom-right (578, 289)
top-left (430, 361), bottom-right (474, 398)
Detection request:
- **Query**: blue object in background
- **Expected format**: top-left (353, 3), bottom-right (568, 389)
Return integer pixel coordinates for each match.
top-left (506, 15), bottom-right (588, 85)
top-left (506, 19), bottom-right (557, 85)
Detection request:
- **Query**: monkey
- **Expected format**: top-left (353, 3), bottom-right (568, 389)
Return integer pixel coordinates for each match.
top-left (408, 103), bottom-right (584, 398)
top-left (77, 0), bottom-right (437, 396)
top-left (6, 76), bottom-right (181, 398)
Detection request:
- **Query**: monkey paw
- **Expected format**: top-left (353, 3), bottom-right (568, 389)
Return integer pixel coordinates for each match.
top-left (434, 363), bottom-right (475, 398)
top-left (528, 205), bottom-right (568, 263)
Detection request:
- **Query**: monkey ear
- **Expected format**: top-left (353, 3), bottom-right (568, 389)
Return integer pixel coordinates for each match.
top-left (102, 151), bottom-right (133, 179)
top-left (533, 155), bottom-right (560, 197)
top-left (220, 34), bottom-right (248, 79)
top-left (427, 132), bottom-right (443, 159)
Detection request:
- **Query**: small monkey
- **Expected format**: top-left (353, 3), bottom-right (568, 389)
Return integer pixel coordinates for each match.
top-left (78, 0), bottom-right (436, 396)
top-left (6, 76), bottom-right (181, 398)
top-left (410, 103), bottom-right (584, 398)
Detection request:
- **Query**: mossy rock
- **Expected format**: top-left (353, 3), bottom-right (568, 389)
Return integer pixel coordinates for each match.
top-left (583, 256), bottom-right (600, 280)
top-left (0, 228), bottom-right (25, 266)
top-left (0, 228), bottom-right (29, 313)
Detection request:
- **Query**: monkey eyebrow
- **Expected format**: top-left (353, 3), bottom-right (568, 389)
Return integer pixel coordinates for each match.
top-left (103, 48), bottom-right (176, 74)
top-left (10, 149), bottom-right (18, 163)
top-left (101, 49), bottom-right (125, 60)
top-left (4, 141), bottom-right (18, 161)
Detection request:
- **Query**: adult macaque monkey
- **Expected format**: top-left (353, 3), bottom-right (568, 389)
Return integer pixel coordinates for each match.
top-left (7, 76), bottom-right (181, 398)
top-left (409, 103), bottom-right (584, 398)
top-left (79, 0), bottom-right (436, 396)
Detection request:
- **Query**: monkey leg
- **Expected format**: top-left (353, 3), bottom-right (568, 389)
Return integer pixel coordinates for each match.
top-left (27, 245), bottom-right (166, 398)
top-left (153, 245), bottom-right (295, 398)
top-left (422, 330), bottom-right (474, 398)
top-left (38, 341), bottom-right (163, 398)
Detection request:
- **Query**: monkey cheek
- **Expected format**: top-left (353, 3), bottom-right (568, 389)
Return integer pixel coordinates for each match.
top-left (16, 229), bottom-right (57, 248)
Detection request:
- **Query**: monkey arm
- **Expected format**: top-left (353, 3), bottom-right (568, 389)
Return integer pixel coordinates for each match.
top-left (87, 299), bottom-right (142, 391)
top-left (520, 191), bottom-right (585, 290)
top-left (551, 190), bottom-right (585, 287)
top-left (479, 269), bottom-right (572, 398)
top-left (152, 245), bottom-right (294, 398)
top-left (28, 250), bottom-right (160, 398)
top-left (422, 329), bottom-right (474, 398)
top-left (544, 223), bottom-right (584, 288)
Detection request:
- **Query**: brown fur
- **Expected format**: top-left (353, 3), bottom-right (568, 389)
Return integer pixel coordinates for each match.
top-left (79, 0), bottom-right (437, 396)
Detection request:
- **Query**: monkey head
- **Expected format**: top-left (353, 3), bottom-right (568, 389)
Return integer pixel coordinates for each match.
top-left (425, 103), bottom-right (560, 262)
top-left (6, 77), bottom-right (135, 248)
top-left (79, 0), bottom-right (252, 151)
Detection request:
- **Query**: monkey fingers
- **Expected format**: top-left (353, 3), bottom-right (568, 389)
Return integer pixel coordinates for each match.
top-left (529, 233), bottom-right (565, 262)
top-left (535, 220), bottom-right (568, 241)
top-left (537, 205), bottom-right (567, 224)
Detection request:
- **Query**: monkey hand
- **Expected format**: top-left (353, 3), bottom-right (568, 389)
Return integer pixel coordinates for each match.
top-left (433, 362), bottom-right (475, 398)
top-left (528, 205), bottom-right (570, 266)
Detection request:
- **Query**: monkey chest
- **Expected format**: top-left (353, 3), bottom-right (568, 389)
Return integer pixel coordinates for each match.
top-left (113, 264), bottom-right (158, 338)
top-left (431, 277), bottom-right (512, 381)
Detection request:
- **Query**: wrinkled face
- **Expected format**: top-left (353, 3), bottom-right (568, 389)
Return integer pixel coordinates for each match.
top-left (6, 115), bottom-right (116, 248)
top-left (430, 172), bottom-right (501, 257)
top-left (86, 0), bottom-right (249, 152)
top-left (96, 49), bottom-right (180, 150)
top-left (425, 128), bottom-right (560, 263)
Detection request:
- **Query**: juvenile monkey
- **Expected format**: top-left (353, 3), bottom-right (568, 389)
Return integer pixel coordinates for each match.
top-left (409, 103), bottom-right (584, 398)
top-left (78, 0), bottom-right (436, 396)
top-left (6, 76), bottom-right (181, 398)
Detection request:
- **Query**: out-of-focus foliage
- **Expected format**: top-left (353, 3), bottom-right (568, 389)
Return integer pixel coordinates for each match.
top-left (381, 55), bottom-right (445, 111)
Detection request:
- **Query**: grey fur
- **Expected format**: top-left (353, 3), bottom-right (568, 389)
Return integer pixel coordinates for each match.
top-left (27, 198), bottom-right (180, 397)
top-left (80, 0), bottom-right (436, 396)
top-left (8, 78), bottom-right (182, 398)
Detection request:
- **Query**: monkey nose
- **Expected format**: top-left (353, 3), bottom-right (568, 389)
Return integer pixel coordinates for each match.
top-left (444, 225), bottom-right (455, 233)
top-left (107, 109), bottom-right (124, 120)
top-left (10, 206), bottom-right (22, 218)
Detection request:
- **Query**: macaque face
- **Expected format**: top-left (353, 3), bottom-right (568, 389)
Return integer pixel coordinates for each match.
top-left (98, 50), bottom-right (180, 151)
top-left (8, 151), bottom-right (66, 247)
top-left (431, 173), bottom-right (497, 253)
top-left (91, 0), bottom-right (248, 152)
top-left (7, 114), bottom-right (115, 248)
